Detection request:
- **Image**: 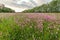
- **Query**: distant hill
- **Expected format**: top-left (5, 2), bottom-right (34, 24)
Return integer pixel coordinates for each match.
top-left (0, 4), bottom-right (15, 13)
top-left (22, 0), bottom-right (60, 13)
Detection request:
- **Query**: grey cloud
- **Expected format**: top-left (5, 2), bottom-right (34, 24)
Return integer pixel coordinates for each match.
top-left (0, 0), bottom-right (52, 8)
top-left (0, 0), bottom-right (52, 12)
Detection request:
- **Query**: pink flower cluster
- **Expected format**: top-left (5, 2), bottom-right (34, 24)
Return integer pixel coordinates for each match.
top-left (26, 13), bottom-right (56, 21)
top-left (42, 14), bottom-right (56, 21)
top-left (15, 13), bottom-right (57, 32)
top-left (26, 13), bottom-right (56, 30)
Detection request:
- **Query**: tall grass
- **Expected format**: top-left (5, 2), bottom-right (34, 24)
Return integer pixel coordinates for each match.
top-left (43, 20), bottom-right (60, 40)
top-left (0, 13), bottom-right (60, 40)
top-left (0, 16), bottom-right (42, 40)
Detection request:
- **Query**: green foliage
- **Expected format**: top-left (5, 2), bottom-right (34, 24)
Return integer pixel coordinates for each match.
top-left (23, 0), bottom-right (60, 13)
top-left (0, 7), bottom-right (15, 13)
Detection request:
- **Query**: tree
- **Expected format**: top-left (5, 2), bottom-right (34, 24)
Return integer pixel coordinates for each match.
top-left (0, 7), bottom-right (15, 13)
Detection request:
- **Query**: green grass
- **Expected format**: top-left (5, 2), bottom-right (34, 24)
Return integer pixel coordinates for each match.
top-left (43, 21), bottom-right (60, 40)
top-left (0, 16), bottom-right (42, 40)
top-left (0, 15), bottom-right (60, 40)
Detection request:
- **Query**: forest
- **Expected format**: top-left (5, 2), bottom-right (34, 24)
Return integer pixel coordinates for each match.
top-left (23, 0), bottom-right (60, 13)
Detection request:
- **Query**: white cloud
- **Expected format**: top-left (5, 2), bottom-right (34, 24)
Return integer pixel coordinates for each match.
top-left (0, 0), bottom-right (52, 12)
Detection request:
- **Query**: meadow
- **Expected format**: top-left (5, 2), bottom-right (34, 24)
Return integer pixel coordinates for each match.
top-left (0, 13), bottom-right (60, 40)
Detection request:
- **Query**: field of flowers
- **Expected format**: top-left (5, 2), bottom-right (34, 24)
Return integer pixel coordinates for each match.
top-left (0, 13), bottom-right (60, 40)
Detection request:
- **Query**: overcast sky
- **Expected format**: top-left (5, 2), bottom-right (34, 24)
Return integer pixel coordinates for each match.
top-left (0, 0), bottom-right (52, 12)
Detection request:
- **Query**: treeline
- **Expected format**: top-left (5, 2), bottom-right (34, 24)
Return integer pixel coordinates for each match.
top-left (0, 7), bottom-right (15, 13)
top-left (22, 0), bottom-right (60, 13)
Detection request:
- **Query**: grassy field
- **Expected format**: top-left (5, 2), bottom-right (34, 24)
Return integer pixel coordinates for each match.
top-left (0, 13), bottom-right (60, 40)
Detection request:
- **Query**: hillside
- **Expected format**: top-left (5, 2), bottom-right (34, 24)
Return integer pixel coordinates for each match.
top-left (22, 0), bottom-right (60, 13)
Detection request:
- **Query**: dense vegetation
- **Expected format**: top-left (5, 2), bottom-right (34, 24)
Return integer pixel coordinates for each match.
top-left (23, 0), bottom-right (60, 13)
top-left (0, 7), bottom-right (15, 13)
top-left (0, 13), bottom-right (60, 40)
top-left (0, 14), bottom-right (42, 40)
